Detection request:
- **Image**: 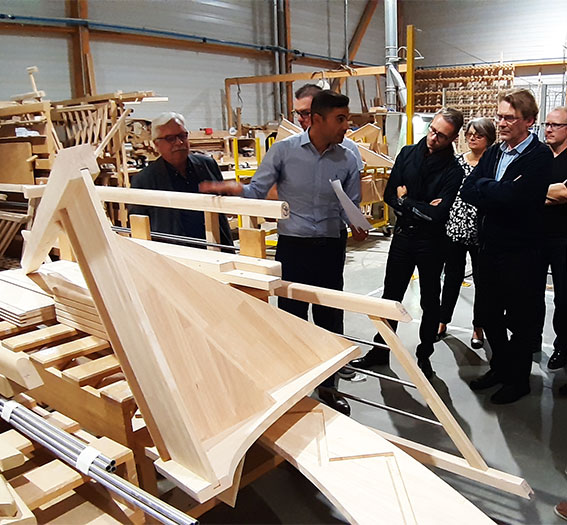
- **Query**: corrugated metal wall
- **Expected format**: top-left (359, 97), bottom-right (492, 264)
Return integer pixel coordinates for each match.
top-left (1, 0), bottom-right (565, 128)
top-left (402, 0), bottom-right (567, 67)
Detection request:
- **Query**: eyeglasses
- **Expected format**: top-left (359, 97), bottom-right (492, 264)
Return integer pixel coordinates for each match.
top-left (544, 122), bottom-right (567, 130)
top-left (293, 109), bottom-right (311, 118)
top-left (155, 132), bottom-right (189, 144)
top-left (428, 125), bottom-right (450, 142)
top-left (465, 132), bottom-right (485, 140)
top-left (494, 114), bottom-right (520, 124)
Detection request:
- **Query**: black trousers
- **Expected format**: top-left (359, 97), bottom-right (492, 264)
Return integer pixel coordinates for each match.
top-left (477, 246), bottom-right (541, 388)
top-left (535, 237), bottom-right (567, 353)
top-left (375, 232), bottom-right (444, 359)
top-left (275, 231), bottom-right (347, 387)
top-left (439, 238), bottom-right (481, 327)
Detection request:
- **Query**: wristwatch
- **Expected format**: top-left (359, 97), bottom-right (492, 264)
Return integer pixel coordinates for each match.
top-left (397, 195), bottom-right (407, 207)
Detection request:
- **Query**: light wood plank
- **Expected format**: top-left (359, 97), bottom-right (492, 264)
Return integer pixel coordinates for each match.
top-left (29, 336), bottom-right (108, 368)
top-left (2, 325), bottom-right (78, 353)
top-left (260, 397), bottom-right (493, 525)
top-left (0, 346), bottom-right (43, 389)
top-left (0, 475), bottom-right (16, 518)
top-left (62, 355), bottom-right (120, 386)
top-left (12, 460), bottom-right (83, 510)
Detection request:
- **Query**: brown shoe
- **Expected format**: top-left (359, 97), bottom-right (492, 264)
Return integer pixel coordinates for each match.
top-left (554, 501), bottom-right (567, 521)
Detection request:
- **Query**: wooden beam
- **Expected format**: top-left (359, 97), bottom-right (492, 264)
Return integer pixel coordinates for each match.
top-left (68, 0), bottom-right (95, 98)
top-left (90, 28), bottom-right (271, 61)
top-left (226, 65), bottom-right (405, 128)
top-left (374, 429), bottom-right (533, 499)
top-left (331, 0), bottom-right (378, 90)
top-left (24, 184), bottom-right (290, 220)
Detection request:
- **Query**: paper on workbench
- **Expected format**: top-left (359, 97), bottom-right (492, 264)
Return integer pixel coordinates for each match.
top-left (330, 179), bottom-right (372, 230)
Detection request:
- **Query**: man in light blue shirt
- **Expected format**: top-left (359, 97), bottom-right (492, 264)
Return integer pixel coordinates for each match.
top-left (495, 132), bottom-right (533, 181)
top-left (201, 90), bottom-right (367, 415)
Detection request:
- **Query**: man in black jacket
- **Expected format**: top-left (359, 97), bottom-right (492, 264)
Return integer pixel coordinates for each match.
top-left (351, 108), bottom-right (464, 379)
top-left (461, 88), bottom-right (553, 404)
top-left (129, 112), bottom-right (233, 247)
top-left (535, 106), bottom-right (567, 371)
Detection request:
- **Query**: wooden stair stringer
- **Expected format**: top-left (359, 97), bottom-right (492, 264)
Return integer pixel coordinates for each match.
top-left (260, 397), bottom-right (494, 525)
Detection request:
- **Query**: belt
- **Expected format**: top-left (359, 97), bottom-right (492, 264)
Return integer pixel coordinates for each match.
top-left (279, 231), bottom-right (346, 246)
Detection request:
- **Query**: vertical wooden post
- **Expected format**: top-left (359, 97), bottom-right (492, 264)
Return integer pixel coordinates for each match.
top-left (68, 0), bottom-right (96, 98)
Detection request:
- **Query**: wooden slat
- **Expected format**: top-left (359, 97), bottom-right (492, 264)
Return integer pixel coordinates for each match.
top-left (30, 335), bottom-right (108, 367)
top-left (2, 325), bottom-right (78, 352)
top-left (0, 345), bottom-right (43, 389)
top-left (62, 354), bottom-right (120, 386)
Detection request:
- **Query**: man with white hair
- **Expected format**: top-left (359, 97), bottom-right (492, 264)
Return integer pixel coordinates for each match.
top-left (129, 112), bottom-right (232, 247)
top-left (535, 106), bottom-right (567, 372)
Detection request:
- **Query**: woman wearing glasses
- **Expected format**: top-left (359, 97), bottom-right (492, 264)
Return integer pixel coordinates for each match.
top-left (438, 118), bottom-right (496, 348)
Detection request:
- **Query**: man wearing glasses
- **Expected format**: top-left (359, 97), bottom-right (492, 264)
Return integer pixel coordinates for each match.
top-left (461, 88), bottom-right (553, 404)
top-left (129, 112), bottom-right (232, 247)
top-left (535, 106), bottom-right (567, 374)
top-left (351, 108), bottom-right (464, 379)
top-left (293, 84), bottom-right (363, 171)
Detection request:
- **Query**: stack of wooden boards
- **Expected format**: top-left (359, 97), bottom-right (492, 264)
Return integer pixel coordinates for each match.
top-left (0, 270), bottom-right (54, 326)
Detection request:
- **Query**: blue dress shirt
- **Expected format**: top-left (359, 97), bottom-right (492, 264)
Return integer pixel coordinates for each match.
top-left (495, 133), bottom-right (534, 181)
top-left (241, 131), bottom-right (361, 238)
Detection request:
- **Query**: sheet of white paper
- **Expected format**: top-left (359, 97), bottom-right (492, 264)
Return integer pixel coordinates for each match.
top-left (330, 179), bottom-right (372, 231)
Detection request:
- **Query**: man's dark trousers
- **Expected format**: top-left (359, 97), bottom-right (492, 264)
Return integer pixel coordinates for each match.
top-left (275, 231), bottom-right (348, 387)
top-left (477, 246), bottom-right (541, 388)
top-left (376, 228), bottom-right (445, 359)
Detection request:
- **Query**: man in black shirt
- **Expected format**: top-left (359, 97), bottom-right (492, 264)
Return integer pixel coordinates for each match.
top-left (351, 108), bottom-right (464, 379)
top-left (536, 106), bottom-right (567, 372)
top-left (129, 112), bottom-right (233, 247)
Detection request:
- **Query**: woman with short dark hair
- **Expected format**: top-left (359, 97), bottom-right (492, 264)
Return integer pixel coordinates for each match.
top-left (438, 117), bottom-right (496, 348)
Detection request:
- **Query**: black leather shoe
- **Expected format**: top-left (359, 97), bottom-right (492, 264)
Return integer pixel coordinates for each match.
top-left (417, 357), bottom-right (434, 379)
top-left (349, 348), bottom-right (390, 369)
top-left (490, 384), bottom-right (530, 405)
top-left (469, 370), bottom-right (502, 391)
top-left (318, 391), bottom-right (351, 416)
top-left (548, 350), bottom-right (567, 371)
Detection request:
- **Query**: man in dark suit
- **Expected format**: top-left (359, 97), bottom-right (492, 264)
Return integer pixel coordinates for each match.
top-left (461, 88), bottom-right (553, 404)
top-left (129, 112), bottom-right (232, 247)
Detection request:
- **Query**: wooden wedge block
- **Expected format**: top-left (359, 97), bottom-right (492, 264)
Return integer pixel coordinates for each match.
top-left (0, 431), bottom-right (34, 457)
top-left (0, 475), bottom-right (16, 518)
top-left (0, 447), bottom-right (25, 474)
top-left (0, 346), bottom-right (43, 389)
top-left (0, 480), bottom-right (35, 524)
top-left (0, 322), bottom-right (20, 339)
top-left (3, 325), bottom-right (77, 353)
top-left (11, 460), bottom-right (83, 510)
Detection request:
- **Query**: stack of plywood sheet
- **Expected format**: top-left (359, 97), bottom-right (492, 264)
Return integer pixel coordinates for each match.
top-left (28, 261), bottom-right (108, 340)
top-left (0, 270), bottom-right (55, 326)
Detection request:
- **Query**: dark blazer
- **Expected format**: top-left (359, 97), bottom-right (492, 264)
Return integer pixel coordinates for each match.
top-left (385, 137), bottom-right (463, 238)
top-left (461, 135), bottom-right (553, 251)
top-left (128, 154), bottom-right (233, 246)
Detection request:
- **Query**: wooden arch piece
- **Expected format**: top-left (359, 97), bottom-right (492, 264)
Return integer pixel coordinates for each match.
top-left (21, 145), bottom-right (360, 502)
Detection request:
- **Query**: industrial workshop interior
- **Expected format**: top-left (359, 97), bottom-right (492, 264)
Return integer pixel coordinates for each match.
top-left (0, 0), bottom-right (566, 523)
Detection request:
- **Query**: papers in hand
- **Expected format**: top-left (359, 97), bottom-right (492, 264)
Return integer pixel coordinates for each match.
top-left (330, 179), bottom-right (372, 231)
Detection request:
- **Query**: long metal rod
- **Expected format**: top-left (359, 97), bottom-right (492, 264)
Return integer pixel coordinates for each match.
top-left (111, 225), bottom-right (239, 252)
top-left (0, 397), bottom-right (198, 525)
top-left (344, 365), bottom-right (416, 389)
top-left (328, 389), bottom-right (443, 427)
top-left (1, 401), bottom-right (115, 472)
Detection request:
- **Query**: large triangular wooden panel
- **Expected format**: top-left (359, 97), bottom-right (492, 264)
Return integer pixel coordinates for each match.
top-left (21, 145), bottom-right (360, 502)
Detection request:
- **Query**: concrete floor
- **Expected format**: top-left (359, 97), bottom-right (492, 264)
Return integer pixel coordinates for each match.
top-left (203, 232), bottom-right (567, 525)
